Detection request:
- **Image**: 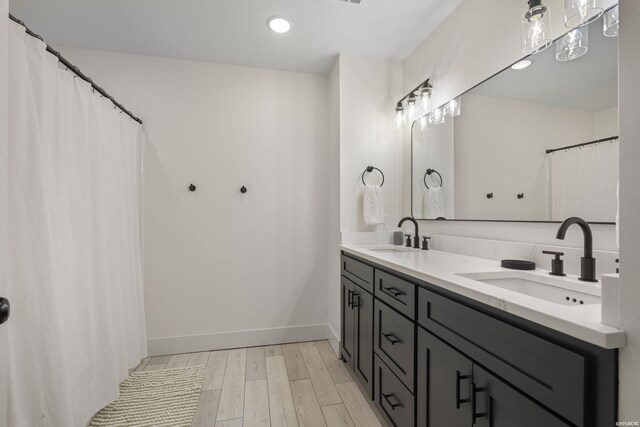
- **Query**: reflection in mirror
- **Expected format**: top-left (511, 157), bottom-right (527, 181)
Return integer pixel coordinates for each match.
top-left (411, 17), bottom-right (618, 223)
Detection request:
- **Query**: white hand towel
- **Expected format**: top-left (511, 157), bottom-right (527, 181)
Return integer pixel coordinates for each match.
top-left (363, 185), bottom-right (385, 225)
top-left (423, 187), bottom-right (445, 219)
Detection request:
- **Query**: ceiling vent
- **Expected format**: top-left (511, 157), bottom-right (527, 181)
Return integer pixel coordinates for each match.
top-left (338, 0), bottom-right (364, 5)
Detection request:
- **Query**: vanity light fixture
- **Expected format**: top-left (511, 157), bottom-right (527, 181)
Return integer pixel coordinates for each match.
top-left (394, 78), bottom-right (431, 129)
top-left (521, 0), bottom-right (553, 55)
top-left (556, 26), bottom-right (589, 61)
top-left (431, 106), bottom-right (445, 125)
top-left (395, 103), bottom-right (405, 129)
top-left (564, 0), bottom-right (603, 29)
top-left (603, 5), bottom-right (619, 37)
top-left (511, 59), bottom-right (533, 70)
top-left (267, 16), bottom-right (292, 34)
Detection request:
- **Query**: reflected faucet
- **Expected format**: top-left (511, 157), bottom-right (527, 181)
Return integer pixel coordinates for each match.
top-left (398, 217), bottom-right (420, 249)
top-left (555, 217), bottom-right (597, 282)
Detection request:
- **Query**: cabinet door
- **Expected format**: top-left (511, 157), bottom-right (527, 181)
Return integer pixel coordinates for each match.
top-left (472, 365), bottom-right (572, 427)
top-left (341, 277), bottom-right (355, 367)
top-left (353, 285), bottom-right (374, 398)
top-left (417, 328), bottom-right (472, 427)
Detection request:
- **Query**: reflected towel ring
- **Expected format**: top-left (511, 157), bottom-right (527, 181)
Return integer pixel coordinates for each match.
top-left (362, 166), bottom-right (385, 187)
top-left (423, 168), bottom-right (443, 189)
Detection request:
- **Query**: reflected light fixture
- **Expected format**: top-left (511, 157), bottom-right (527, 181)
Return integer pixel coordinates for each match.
top-left (419, 115), bottom-right (428, 131)
top-left (521, 0), bottom-right (553, 55)
top-left (564, 0), bottom-right (603, 28)
top-left (395, 103), bottom-right (405, 129)
top-left (430, 107), bottom-right (444, 125)
top-left (556, 26), bottom-right (589, 61)
top-left (444, 97), bottom-right (461, 118)
top-left (511, 59), bottom-right (533, 70)
top-left (603, 5), bottom-right (619, 37)
top-left (267, 16), bottom-right (292, 33)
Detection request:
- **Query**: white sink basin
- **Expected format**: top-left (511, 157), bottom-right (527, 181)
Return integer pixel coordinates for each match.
top-left (458, 271), bottom-right (600, 306)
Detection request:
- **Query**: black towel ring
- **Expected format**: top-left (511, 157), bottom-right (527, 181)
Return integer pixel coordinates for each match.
top-left (362, 166), bottom-right (385, 187)
top-left (423, 168), bottom-right (443, 189)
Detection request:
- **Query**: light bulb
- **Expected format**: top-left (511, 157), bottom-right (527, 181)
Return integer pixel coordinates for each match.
top-left (407, 96), bottom-right (417, 121)
top-left (521, 2), bottom-right (552, 54)
top-left (603, 6), bottom-right (619, 37)
top-left (395, 104), bottom-right (405, 129)
top-left (419, 86), bottom-right (432, 110)
top-left (564, 0), bottom-right (603, 28)
top-left (556, 26), bottom-right (588, 61)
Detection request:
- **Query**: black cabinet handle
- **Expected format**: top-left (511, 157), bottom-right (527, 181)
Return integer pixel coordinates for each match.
top-left (382, 333), bottom-right (401, 345)
top-left (382, 286), bottom-right (404, 297)
top-left (455, 371), bottom-right (471, 409)
top-left (471, 382), bottom-right (487, 425)
top-left (0, 297), bottom-right (9, 325)
top-left (347, 289), bottom-right (352, 308)
top-left (351, 292), bottom-right (360, 308)
top-left (383, 393), bottom-right (402, 410)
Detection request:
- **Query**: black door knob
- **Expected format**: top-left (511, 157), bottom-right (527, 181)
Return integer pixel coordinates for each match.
top-left (188, 184), bottom-right (196, 192)
top-left (0, 297), bottom-right (10, 325)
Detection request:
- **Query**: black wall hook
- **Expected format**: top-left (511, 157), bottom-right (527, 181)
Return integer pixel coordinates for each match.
top-left (517, 193), bottom-right (524, 199)
top-left (486, 192), bottom-right (494, 199)
top-left (240, 186), bottom-right (247, 194)
top-left (189, 184), bottom-right (196, 192)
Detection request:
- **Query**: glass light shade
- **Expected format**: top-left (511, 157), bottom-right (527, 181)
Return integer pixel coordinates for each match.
top-left (430, 107), bottom-right (445, 125)
top-left (419, 86), bottom-right (432, 110)
top-left (556, 26), bottom-right (589, 61)
top-left (407, 96), bottom-right (417, 121)
top-left (395, 105), bottom-right (405, 128)
top-left (445, 97), bottom-right (461, 118)
top-left (603, 6), bottom-right (619, 37)
top-left (564, 0), bottom-right (603, 28)
top-left (521, 4), bottom-right (553, 54)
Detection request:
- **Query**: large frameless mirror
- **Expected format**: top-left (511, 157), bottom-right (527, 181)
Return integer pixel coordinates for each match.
top-left (411, 16), bottom-right (618, 223)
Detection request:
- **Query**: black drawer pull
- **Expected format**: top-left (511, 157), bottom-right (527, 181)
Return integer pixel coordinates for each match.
top-left (351, 291), bottom-right (360, 308)
top-left (471, 383), bottom-right (488, 425)
top-left (347, 289), bottom-right (353, 308)
top-left (382, 286), bottom-right (405, 297)
top-left (455, 371), bottom-right (471, 409)
top-left (383, 393), bottom-right (402, 410)
top-left (382, 333), bottom-right (401, 345)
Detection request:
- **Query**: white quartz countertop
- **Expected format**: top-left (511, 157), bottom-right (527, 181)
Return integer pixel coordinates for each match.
top-left (340, 244), bottom-right (626, 349)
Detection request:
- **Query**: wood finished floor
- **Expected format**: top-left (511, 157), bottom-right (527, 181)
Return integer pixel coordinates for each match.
top-left (133, 341), bottom-right (384, 427)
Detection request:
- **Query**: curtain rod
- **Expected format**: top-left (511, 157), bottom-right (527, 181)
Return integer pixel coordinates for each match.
top-left (545, 135), bottom-right (618, 154)
top-left (9, 13), bottom-right (143, 125)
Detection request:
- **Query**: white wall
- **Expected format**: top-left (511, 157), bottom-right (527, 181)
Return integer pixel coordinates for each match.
top-left (0, 2), bottom-right (9, 425)
top-left (327, 58), bottom-right (341, 351)
top-left (402, 0), bottom-right (618, 252)
top-left (594, 106), bottom-right (619, 139)
top-left (618, 0), bottom-right (640, 420)
top-left (339, 55), bottom-right (404, 233)
top-left (60, 48), bottom-right (332, 355)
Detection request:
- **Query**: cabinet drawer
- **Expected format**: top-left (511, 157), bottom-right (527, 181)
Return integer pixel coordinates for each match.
top-left (341, 255), bottom-right (374, 294)
top-left (374, 270), bottom-right (416, 318)
top-left (418, 287), bottom-right (585, 426)
top-left (374, 356), bottom-right (415, 427)
top-left (374, 299), bottom-right (415, 392)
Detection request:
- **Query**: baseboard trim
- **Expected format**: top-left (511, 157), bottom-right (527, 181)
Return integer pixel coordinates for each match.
top-left (147, 323), bottom-right (336, 356)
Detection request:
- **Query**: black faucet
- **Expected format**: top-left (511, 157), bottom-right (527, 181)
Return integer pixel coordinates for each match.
top-left (555, 217), bottom-right (597, 282)
top-left (398, 217), bottom-right (420, 249)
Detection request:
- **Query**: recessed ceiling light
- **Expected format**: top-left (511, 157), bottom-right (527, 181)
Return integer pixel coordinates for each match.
top-left (511, 59), bottom-right (533, 70)
top-left (267, 16), bottom-right (291, 34)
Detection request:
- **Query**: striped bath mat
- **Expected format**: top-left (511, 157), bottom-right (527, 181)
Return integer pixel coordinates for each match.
top-left (90, 366), bottom-right (205, 427)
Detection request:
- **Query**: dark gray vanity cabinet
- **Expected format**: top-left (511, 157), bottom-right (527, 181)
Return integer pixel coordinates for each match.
top-left (417, 328), bottom-right (472, 427)
top-left (340, 273), bottom-right (374, 397)
top-left (340, 252), bottom-right (617, 427)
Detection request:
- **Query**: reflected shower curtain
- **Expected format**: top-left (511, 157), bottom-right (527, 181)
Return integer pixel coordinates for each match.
top-left (548, 141), bottom-right (619, 222)
top-left (7, 21), bottom-right (146, 426)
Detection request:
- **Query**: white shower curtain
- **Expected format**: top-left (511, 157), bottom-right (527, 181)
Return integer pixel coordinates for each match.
top-left (548, 141), bottom-right (619, 222)
top-left (7, 21), bottom-right (147, 427)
